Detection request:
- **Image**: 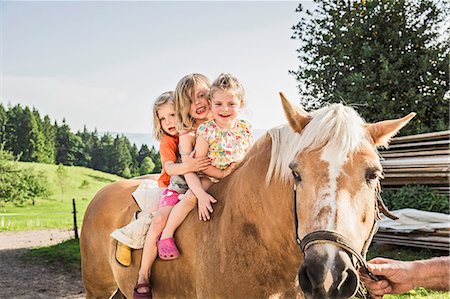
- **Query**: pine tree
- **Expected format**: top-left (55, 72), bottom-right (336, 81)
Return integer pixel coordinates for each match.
top-left (4, 105), bottom-right (44, 161)
top-left (291, 0), bottom-right (449, 135)
top-left (55, 119), bottom-right (87, 165)
top-left (0, 103), bottom-right (6, 145)
top-left (138, 144), bottom-right (151, 164)
top-left (129, 143), bottom-right (140, 177)
top-left (149, 145), bottom-right (162, 173)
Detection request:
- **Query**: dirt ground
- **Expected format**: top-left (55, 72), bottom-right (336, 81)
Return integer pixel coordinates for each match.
top-left (0, 229), bottom-right (85, 298)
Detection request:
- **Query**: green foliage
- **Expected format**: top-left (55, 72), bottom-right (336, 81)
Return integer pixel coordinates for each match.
top-left (382, 185), bottom-right (449, 213)
top-left (56, 164), bottom-right (69, 201)
top-left (149, 145), bottom-right (162, 173)
top-left (0, 146), bottom-right (50, 206)
top-left (0, 162), bottom-right (122, 231)
top-left (291, 0), bottom-right (449, 135)
top-left (139, 156), bottom-right (155, 175)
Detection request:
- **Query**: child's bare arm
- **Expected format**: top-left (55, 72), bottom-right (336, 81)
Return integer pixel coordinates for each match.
top-left (164, 151), bottom-right (210, 176)
top-left (195, 136), bottom-right (237, 179)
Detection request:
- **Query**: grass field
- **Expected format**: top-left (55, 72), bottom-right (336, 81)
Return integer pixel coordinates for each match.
top-left (0, 162), bottom-right (123, 231)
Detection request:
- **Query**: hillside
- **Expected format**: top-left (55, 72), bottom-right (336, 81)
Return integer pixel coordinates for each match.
top-left (0, 162), bottom-right (124, 231)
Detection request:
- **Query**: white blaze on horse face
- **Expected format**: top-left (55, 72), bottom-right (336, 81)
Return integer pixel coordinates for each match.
top-left (318, 144), bottom-right (350, 272)
top-left (318, 144), bottom-right (345, 230)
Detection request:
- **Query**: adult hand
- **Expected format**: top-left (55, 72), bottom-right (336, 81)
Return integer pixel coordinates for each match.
top-left (197, 191), bottom-right (217, 221)
top-left (361, 257), bottom-right (415, 299)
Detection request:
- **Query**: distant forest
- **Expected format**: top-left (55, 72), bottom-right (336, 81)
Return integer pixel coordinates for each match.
top-left (0, 103), bottom-right (161, 178)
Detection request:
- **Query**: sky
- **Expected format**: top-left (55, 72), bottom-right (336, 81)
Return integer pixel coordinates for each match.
top-left (1, 1), bottom-right (316, 136)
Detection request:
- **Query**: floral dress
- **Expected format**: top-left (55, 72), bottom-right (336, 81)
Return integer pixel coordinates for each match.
top-left (196, 119), bottom-right (254, 170)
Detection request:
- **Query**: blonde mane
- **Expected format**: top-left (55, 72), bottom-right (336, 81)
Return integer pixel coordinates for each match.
top-left (266, 103), bottom-right (369, 184)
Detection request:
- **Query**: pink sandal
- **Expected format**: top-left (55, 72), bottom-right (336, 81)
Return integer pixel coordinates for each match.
top-left (157, 237), bottom-right (180, 260)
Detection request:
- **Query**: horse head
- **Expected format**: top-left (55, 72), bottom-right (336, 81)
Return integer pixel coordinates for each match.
top-left (279, 93), bottom-right (415, 299)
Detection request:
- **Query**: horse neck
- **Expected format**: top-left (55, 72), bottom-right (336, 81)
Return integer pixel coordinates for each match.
top-left (220, 134), bottom-right (300, 255)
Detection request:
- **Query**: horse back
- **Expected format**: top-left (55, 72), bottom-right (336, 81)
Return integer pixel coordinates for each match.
top-left (80, 179), bottom-right (141, 298)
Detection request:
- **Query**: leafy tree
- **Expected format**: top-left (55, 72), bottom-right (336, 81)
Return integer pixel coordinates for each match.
top-left (291, 0), bottom-right (449, 134)
top-left (0, 145), bottom-right (49, 206)
top-left (56, 163), bottom-right (69, 201)
top-left (139, 156), bottom-right (156, 175)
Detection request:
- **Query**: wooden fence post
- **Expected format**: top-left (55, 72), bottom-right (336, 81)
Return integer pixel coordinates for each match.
top-left (72, 198), bottom-right (79, 239)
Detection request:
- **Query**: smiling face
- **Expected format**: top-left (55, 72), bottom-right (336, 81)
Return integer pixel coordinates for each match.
top-left (189, 85), bottom-right (210, 125)
top-left (157, 103), bottom-right (177, 136)
top-left (210, 89), bottom-right (242, 129)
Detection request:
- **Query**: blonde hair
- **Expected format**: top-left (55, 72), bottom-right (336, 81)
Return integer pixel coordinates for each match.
top-left (209, 73), bottom-right (246, 106)
top-left (174, 73), bottom-right (211, 131)
top-left (152, 91), bottom-right (174, 141)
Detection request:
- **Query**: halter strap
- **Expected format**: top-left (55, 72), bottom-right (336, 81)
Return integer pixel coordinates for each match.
top-left (292, 183), bottom-right (382, 282)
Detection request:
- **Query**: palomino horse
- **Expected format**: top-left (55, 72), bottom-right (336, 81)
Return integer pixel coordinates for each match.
top-left (80, 93), bottom-right (415, 299)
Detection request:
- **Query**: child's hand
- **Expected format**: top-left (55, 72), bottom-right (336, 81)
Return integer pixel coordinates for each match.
top-left (185, 150), bottom-right (211, 173)
top-left (197, 192), bottom-right (217, 221)
top-left (222, 162), bottom-right (238, 178)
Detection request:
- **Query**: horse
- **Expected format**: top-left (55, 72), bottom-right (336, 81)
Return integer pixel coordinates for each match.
top-left (80, 93), bottom-right (415, 299)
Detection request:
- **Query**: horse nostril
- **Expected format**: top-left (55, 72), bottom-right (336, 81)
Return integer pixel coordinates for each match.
top-left (334, 268), bottom-right (359, 299)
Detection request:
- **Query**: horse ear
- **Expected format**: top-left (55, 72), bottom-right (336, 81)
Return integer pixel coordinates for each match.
top-left (365, 112), bottom-right (416, 147)
top-left (280, 92), bottom-right (311, 133)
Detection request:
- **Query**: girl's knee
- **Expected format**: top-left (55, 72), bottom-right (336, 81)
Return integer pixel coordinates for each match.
top-left (184, 194), bottom-right (197, 205)
top-left (150, 214), bottom-right (166, 232)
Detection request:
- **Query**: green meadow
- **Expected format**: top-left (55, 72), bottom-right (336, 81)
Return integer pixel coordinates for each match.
top-left (0, 162), bottom-right (123, 231)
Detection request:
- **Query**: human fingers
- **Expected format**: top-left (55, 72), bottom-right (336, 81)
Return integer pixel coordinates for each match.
top-left (209, 196), bottom-right (217, 204)
top-left (363, 279), bottom-right (391, 297)
top-left (189, 150), bottom-right (196, 158)
top-left (201, 208), bottom-right (210, 221)
top-left (198, 207), bottom-right (206, 221)
top-left (368, 257), bottom-right (393, 265)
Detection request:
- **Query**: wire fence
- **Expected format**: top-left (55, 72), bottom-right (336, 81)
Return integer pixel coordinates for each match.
top-left (0, 198), bottom-right (79, 239)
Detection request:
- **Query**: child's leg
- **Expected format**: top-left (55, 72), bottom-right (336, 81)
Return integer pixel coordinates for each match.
top-left (135, 205), bottom-right (172, 292)
top-left (160, 178), bottom-right (214, 240)
top-left (160, 189), bottom-right (197, 240)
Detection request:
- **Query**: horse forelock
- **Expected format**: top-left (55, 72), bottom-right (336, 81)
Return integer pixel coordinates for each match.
top-left (266, 103), bottom-right (371, 185)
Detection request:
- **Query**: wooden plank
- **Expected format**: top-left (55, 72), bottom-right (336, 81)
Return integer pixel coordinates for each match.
top-left (387, 139), bottom-right (449, 149)
top-left (380, 146), bottom-right (449, 154)
top-left (389, 130), bottom-right (450, 144)
top-left (384, 173), bottom-right (449, 178)
top-left (383, 167), bottom-right (449, 173)
top-left (380, 149), bottom-right (450, 158)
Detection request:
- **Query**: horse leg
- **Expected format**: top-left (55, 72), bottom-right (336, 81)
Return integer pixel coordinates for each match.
top-left (80, 234), bottom-right (118, 298)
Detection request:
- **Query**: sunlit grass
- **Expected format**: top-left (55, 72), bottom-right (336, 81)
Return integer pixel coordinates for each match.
top-left (0, 162), bottom-right (123, 231)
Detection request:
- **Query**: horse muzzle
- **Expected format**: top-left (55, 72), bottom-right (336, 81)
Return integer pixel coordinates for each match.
top-left (298, 245), bottom-right (359, 299)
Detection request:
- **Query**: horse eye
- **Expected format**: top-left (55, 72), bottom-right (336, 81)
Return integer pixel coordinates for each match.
top-left (366, 170), bottom-right (381, 183)
top-left (292, 170), bottom-right (302, 183)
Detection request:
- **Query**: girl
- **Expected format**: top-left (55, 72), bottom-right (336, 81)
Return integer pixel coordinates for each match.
top-left (134, 75), bottom-right (214, 298)
top-left (113, 91), bottom-right (209, 267)
top-left (157, 73), bottom-right (254, 260)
